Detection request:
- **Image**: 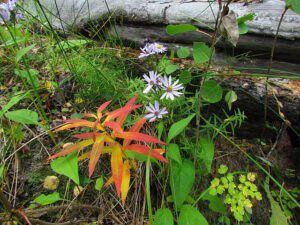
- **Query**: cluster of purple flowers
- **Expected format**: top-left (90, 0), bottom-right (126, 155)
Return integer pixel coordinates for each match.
top-left (138, 42), bottom-right (167, 59)
top-left (139, 42), bottom-right (184, 122)
top-left (0, 0), bottom-right (24, 23)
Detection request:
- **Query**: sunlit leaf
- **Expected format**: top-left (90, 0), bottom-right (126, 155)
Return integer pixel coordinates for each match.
top-left (50, 152), bottom-right (80, 185)
top-left (167, 143), bottom-right (182, 164)
top-left (167, 114), bottom-right (195, 143)
top-left (193, 42), bottom-right (212, 64)
top-left (166, 24), bottom-right (198, 35)
top-left (121, 160), bottom-right (130, 205)
top-left (33, 192), bottom-right (62, 206)
top-left (88, 134), bottom-right (105, 177)
top-left (111, 145), bottom-right (123, 197)
top-left (0, 91), bottom-right (29, 118)
top-left (5, 109), bottom-right (38, 125)
top-left (95, 176), bottom-right (104, 191)
top-left (177, 47), bottom-right (190, 59)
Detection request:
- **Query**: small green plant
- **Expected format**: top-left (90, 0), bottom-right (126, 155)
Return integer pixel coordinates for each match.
top-left (271, 187), bottom-right (300, 219)
top-left (209, 165), bottom-right (262, 221)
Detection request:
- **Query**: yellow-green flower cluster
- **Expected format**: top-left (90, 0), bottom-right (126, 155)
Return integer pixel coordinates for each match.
top-left (209, 165), bottom-right (262, 221)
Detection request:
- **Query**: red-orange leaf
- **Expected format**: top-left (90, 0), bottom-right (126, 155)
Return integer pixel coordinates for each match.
top-left (49, 139), bottom-right (94, 160)
top-left (97, 100), bottom-right (111, 119)
top-left (111, 144), bottom-right (123, 197)
top-left (123, 118), bottom-right (146, 146)
top-left (115, 132), bottom-right (165, 145)
top-left (84, 113), bottom-right (97, 119)
top-left (73, 132), bottom-right (102, 139)
top-left (121, 160), bottom-right (130, 205)
top-left (104, 121), bottom-right (124, 133)
top-left (88, 134), bottom-right (105, 177)
top-left (116, 94), bottom-right (138, 126)
top-left (123, 144), bottom-right (167, 162)
top-left (54, 120), bottom-right (103, 132)
top-left (105, 104), bottom-right (142, 122)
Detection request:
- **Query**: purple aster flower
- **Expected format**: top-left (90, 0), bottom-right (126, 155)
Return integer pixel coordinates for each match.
top-left (138, 42), bottom-right (167, 59)
top-left (160, 76), bottom-right (184, 100)
top-left (145, 101), bottom-right (168, 122)
top-left (142, 71), bottom-right (161, 94)
top-left (0, 3), bottom-right (10, 21)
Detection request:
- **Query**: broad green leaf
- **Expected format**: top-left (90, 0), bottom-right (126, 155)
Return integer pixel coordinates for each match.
top-left (178, 205), bottom-right (209, 225)
top-left (56, 39), bottom-right (91, 51)
top-left (95, 177), bottom-right (104, 191)
top-left (198, 137), bottom-right (214, 174)
top-left (202, 190), bottom-right (226, 214)
top-left (0, 91), bottom-right (29, 118)
top-left (264, 182), bottom-right (289, 225)
top-left (286, 0), bottom-right (300, 14)
top-left (170, 160), bottom-right (195, 208)
top-left (177, 47), bottom-right (190, 58)
top-left (167, 143), bottom-right (182, 164)
top-left (238, 23), bottom-right (249, 35)
top-left (5, 109), bottom-right (38, 125)
top-left (200, 80), bottom-right (223, 103)
top-left (225, 90), bottom-right (238, 110)
top-left (165, 64), bottom-right (179, 75)
top-left (33, 192), bottom-right (62, 205)
top-left (16, 44), bottom-right (36, 62)
top-left (193, 42), bottom-right (212, 64)
top-left (50, 152), bottom-right (80, 185)
top-left (167, 114), bottom-right (195, 143)
top-left (154, 208), bottom-right (174, 225)
top-left (179, 70), bottom-right (192, 85)
top-left (237, 13), bottom-right (256, 23)
top-left (166, 24), bottom-right (198, 35)
top-left (14, 69), bottom-right (39, 88)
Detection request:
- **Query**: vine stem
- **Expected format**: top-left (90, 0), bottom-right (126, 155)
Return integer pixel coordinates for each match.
top-left (263, 7), bottom-right (289, 134)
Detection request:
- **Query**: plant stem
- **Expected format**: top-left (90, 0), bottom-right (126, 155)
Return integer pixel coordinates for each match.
top-left (263, 7), bottom-right (289, 134)
top-left (146, 153), bottom-right (153, 225)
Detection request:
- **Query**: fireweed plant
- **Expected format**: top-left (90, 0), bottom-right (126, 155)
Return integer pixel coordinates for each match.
top-left (49, 94), bottom-right (167, 204)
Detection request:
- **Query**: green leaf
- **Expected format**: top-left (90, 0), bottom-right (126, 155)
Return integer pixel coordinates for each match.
top-left (157, 121), bottom-right (164, 140)
top-left (5, 109), bottom-right (39, 125)
top-left (154, 208), bottom-right (174, 225)
top-left (50, 152), bottom-right (80, 185)
top-left (14, 69), bottom-right (39, 88)
top-left (56, 39), bottom-right (91, 51)
top-left (167, 114), bottom-right (195, 143)
top-left (193, 42), bottom-right (212, 64)
top-left (170, 160), bottom-right (195, 208)
top-left (177, 47), bottom-right (190, 58)
top-left (237, 13), bottom-right (256, 23)
top-left (95, 177), bottom-right (104, 191)
top-left (0, 91), bottom-right (29, 118)
top-left (286, 0), bottom-right (300, 14)
top-left (225, 90), bottom-right (238, 110)
top-left (198, 137), bottom-right (214, 174)
top-left (167, 143), bottom-right (182, 164)
top-left (179, 70), bottom-right (192, 85)
top-left (16, 44), bottom-right (36, 62)
top-left (0, 164), bottom-right (4, 183)
top-left (33, 192), bottom-right (62, 205)
top-left (165, 64), bottom-right (179, 75)
top-left (218, 164), bottom-right (228, 174)
top-left (264, 182), bottom-right (289, 225)
top-left (202, 190), bottom-right (226, 214)
top-left (166, 24), bottom-right (198, 35)
top-left (200, 80), bottom-right (223, 103)
top-left (238, 23), bottom-right (249, 35)
top-left (178, 205), bottom-right (209, 225)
